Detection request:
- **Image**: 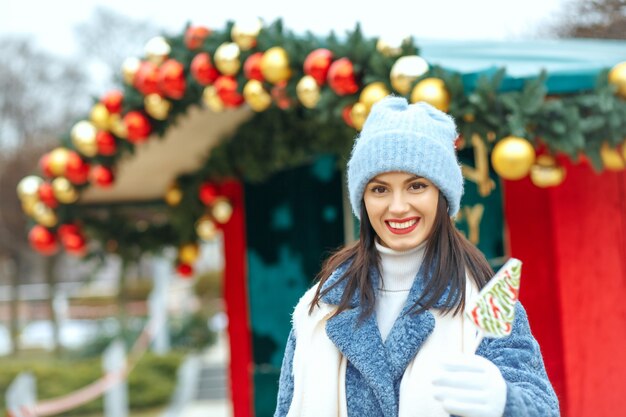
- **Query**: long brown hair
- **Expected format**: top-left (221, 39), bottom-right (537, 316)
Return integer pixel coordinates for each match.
top-left (309, 192), bottom-right (493, 318)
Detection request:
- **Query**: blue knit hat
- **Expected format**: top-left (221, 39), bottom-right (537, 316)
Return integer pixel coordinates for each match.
top-left (347, 96), bottom-right (463, 218)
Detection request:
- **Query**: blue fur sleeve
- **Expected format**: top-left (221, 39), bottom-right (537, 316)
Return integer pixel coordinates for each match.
top-left (273, 328), bottom-right (296, 417)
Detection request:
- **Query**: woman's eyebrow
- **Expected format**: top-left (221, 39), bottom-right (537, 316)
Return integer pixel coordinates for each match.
top-left (369, 175), bottom-right (423, 186)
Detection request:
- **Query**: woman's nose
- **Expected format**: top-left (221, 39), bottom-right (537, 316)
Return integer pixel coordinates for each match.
top-left (388, 191), bottom-right (409, 214)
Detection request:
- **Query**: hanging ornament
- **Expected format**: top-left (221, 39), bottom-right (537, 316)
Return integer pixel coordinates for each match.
top-left (304, 49), bottom-right (333, 86)
top-left (260, 46), bottom-right (292, 84)
top-left (360, 82), bottom-right (390, 111)
top-left (62, 231), bottom-right (87, 257)
top-left (123, 111), bottom-right (152, 143)
top-left (133, 61), bottom-right (160, 96)
top-left (196, 215), bottom-right (218, 241)
top-left (231, 18), bottom-right (262, 51)
top-left (89, 103), bottom-right (111, 131)
top-left (17, 176), bottom-right (43, 206)
top-left (185, 25), bottom-right (211, 50)
top-left (144, 94), bottom-right (172, 120)
top-left (144, 36), bottom-right (171, 65)
top-left (243, 80), bottom-right (272, 112)
top-left (328, 58), bottom-right (359, 96)
top-left (608, 61), bottom-right (626, 98)
top-left (91, 165), bottom-right (115, 187)
top-left (158, 59), bottom-right (186, 99)
top-left (243, 52), bottom-right (264, 81)
top-left (65, 151), bottom-right (90, 185)
top-left (109, 114), bottom-right (128, 139)
top-left (390, 55), bottom-right (429, 95)
top-left (199, 181), bottom-right (220, 205)
top-left (122, 57), bottom-right (141, 85)
top-left (32, 201), bottom-right (58, 228)
top-left (350, 102), bottom-right (369, 131)
top-left (101, 90), bottom-right (123, 114)
top-left (600, 142), bottom-right (624, 171)
top-left (530, 155), bottom-right (566, 188)
top-left (376, 35), bottom-right (407, 57)
top-left (96, 131), bottom-right (117, 156)
top-left (165, 182), bottom-right (183, 206)
top-left (296, 75), bottom-right (321, 109)
top-left (28, 225), bottom-right (58, 256)
top-left (179, 242), bottom-right (200, 264)
top-left (203, 86), bottom-right (225, 112)
top-left (38, 182), bottom-right (58, 209)
top-left (58, 223), bottom-right (81, 242)
top-left (39, 154), bottom-right (54, 178)
top-left (214, 76), bottom-right (244, 108)
top-left (491, 136), bottom-right (536, 180)
top-left (271, 81), bottom-right (292, 110)
top-left (176, 263), bottom-right (194, 278)
top-left (191, 52), bottom-right (220, 85)
top-left (71, 121), bottom-right (98, 157)
top-left (342, 104), bottom-right (354, 128)
top-left (410, 77), bottom-right (450, 112)
top-left (48, 147), bottom-right (71, 177)
top-left (52, 177), bottom-right (79, 204)
top-left (212, 197), bottom-right (233, 224)
top-left (214, 42), bottom-right (241, 76)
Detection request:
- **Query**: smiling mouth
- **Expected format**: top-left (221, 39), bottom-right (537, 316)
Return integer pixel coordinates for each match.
top-left (385, 218), bottom-right (419, 234)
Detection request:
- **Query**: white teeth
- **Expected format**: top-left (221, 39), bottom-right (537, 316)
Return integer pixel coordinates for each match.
top-left (388, 219), bottom-right (417, 229)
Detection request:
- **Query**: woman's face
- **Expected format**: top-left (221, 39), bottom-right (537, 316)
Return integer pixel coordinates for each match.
top-left (363, 171), bottom-right (440, 251)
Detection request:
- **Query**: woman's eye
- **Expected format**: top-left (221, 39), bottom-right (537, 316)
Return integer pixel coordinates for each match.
top-left (370, 186), bottom-right (386, 193)
top-left (410, 182), bottom-right (427, 191)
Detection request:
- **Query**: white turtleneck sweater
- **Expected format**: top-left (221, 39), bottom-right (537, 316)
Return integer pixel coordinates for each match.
top-left (375, 240), bottom-right (426, 341)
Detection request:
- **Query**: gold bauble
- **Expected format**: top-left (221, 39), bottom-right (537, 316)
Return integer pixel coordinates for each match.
top-left (21, 198), bottom-right (38, 216)
top-left (202, 86), bottom-right (225, 113)
top-left (196, 215), bottom-right (218, 241)
top-left (214, 42), bottom-right (241, 76)
top-left (350, 102), bottom-right (369, 131)
top-left (165, 183), bottom-right (183, 206)
top-left (491, 136), bottom-right (536, 180)
top-left (144, 36), bottom-right (171, 65)
top-left (90, 103), bottom-right (111, 131)
top-left (32, 202), bottom-right (58, 227)
top-left (390, 55), bottom-right (429, 95)
top-left (178, 242), bottom-right (200, 264)
top-left (48, 147), bottom-right (71, 177)
top-left (243, 80), bottom-right (272, 112)
top-left (530, 155), bottom-right (566, 188)
top-left (17, 176), bottom-right (43, 202)
top-left (212, 197), bottom-right (233, 224)
top-left (410, 78), bottom-right (450, 112)
top-left (608, 61), bottom-right (626, 98)
top-left (296, 75), bottom-right (321, 109)
top-left (231, 18), bottom-right (262, 51)
top-left (109, 114), bottom-right (128, 139)
top-left (70, 121), bottom-right (98, 157)
top-left (122, 57), bottom-right (141, 85)
top-left (600, 142), bottom-right (625, 171)
top-left (260, 46), bottom-right (291, 84)
top-left (51, 177), bottom-right (79, 204)
top-left (359, 82), bottom-right (390, 111)
top-left (144, 94), bottom-right (171, 121)
top-left (376, 36), bottom-right (407, 57)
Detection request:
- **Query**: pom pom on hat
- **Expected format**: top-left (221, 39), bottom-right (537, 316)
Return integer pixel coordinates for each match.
top-left (347, 96), bottom-right (463, 218)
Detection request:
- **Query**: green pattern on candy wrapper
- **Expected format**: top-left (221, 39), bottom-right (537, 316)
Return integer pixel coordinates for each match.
top-left (467, 259), bottom-right (522, 338)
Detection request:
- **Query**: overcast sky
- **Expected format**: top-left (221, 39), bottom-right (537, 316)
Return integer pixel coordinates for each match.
top-left (1, 0), bottom-right (568, 56)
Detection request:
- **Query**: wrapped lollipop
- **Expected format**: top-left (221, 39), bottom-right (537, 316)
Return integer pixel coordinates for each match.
top-left (466, 258), bottom-right (522, 352)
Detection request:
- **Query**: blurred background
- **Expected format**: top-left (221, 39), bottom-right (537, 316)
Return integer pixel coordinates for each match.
top-left (0, 1), bottom-right (625, 416)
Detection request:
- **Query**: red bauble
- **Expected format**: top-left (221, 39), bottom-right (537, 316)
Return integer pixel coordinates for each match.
top-left (62, 231), bottom-right (87, 257)
top-left (158, 59), bottom-right (186, 100)
top-left (177, 263), bottom-right (194, 277)
top-left (58, 223), bottom-right (81, 241)
top-left (65, 151), bottom-right (90, 185)
top-left (123, 111), bottom-right (152, 143)
top-left (199, 182), bottom-right (219, 205)
top-left (327, 58), bottom-right (359, 95)
top-left (304, 48), bottom-right (334, 86)
top-left (342, 104), bottom-right (354, 127)
top-left (271, 81), bottom-right (292, 110)
top-left (191, 52), bottom-right (219, 86)
top-left (133, 61), bottom-right (160, 96)
top-left (28, 225), bottom-right (58, 255)
top-left (96, 131), bottom-right (117, 156)
top-left (101, 90), bottom-right (124, 114)
top-left (39, 153), bottom-right (54, 178)
top-left (91, 165), bottom-right (115, 187)
top-left (214, 76), bottom-right (244, 108)
top-left (244, 52), bottom-right (264, 81)
top-left (38, 182), bottom-right (58, 208)
top-left (185, 26), bottom-right (211, 50)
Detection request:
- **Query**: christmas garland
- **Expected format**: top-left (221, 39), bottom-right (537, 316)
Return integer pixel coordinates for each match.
top-left (15, 19), bottom-right (626, 269)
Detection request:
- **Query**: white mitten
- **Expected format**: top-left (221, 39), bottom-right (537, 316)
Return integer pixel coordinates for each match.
top-left (432, 354), bottom-right (506, 417)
